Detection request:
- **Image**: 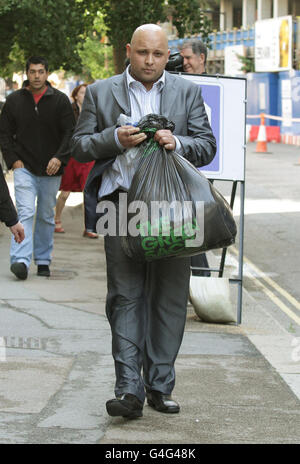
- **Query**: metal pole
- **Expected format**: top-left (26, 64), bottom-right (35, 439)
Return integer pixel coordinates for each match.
top-left (218, 180), bottom-right (238, 277)
top-left (237, 180), bottom-right (245, 324)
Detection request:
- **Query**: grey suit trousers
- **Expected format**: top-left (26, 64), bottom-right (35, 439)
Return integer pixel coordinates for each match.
top-left (104, 199), bottom-right (191, 403)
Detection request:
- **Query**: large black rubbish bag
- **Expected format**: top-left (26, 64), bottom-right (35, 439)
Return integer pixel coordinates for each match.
top-left (120, 114), bottom-right (237, 262)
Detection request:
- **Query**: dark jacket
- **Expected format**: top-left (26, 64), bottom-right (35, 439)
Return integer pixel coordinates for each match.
top-left (0, 81), bottom-right (75, 176)
top-left (0, 163), bottom-right (18, 227)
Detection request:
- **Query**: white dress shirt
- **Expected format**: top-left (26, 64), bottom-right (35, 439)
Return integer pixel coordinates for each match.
top-left (98, 66), bottom-right (182, 199)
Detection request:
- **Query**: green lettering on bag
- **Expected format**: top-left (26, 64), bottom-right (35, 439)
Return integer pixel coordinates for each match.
top-left (142, 236), bottom-right (158, 250)
top-left (137, 215), bottom-right (202, 258)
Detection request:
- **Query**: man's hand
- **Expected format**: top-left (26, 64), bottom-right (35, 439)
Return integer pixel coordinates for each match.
top-left (46, 157), bottom-right (62, 176)
top-left (117, 125), bottom-right (147, 149)
top-left (10, 221), bottom-right (25, 244)
top-left (12, 160), bottom-right (24, 170)
top-left (154, 130), bottom-right (176, 151)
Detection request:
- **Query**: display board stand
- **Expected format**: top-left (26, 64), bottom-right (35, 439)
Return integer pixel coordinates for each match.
top-left (175, 72), bottom-right (247, 324)
top-left (190, 179), bottom-right (245, 324)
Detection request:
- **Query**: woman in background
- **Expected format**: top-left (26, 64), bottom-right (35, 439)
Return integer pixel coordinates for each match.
top-left (55, 84), bottom-right (97, 238)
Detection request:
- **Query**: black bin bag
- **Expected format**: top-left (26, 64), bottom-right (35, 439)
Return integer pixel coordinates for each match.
top-left (121, 114), bottom-right (237, 262)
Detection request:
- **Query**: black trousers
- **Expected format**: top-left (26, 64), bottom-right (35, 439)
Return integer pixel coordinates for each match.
top-left (104, 199), bottom-right (190, 403)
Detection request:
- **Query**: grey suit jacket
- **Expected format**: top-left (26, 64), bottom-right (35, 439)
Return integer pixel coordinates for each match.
top-left (71, 70), bottom-right (216, 231)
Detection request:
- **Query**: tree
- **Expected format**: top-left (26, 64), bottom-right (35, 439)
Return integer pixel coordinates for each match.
top-left (237, 54), bottom-right (255, 74)
top-left (100, 0), bottom-right (166, 74)
top-left (168, 0), bottom-right (213, 45)
top-left (0, 43), bottom-right (26, 80)
top-left (78, 12), bottom-right (114, 81)
top-left (0, 0), bottom-right (214, 78)
top-left (0, 0), bottom-right (167, 77)
top-left (0, 1), bottom-right (20, 72)
top-left (99, 0), bottom-right (214, 73)
top-left (0, 0), bottom-right (96, 76)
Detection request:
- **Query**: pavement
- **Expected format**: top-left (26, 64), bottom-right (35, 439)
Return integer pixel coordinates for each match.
top-left (1, 167), bottom-right (300, 444)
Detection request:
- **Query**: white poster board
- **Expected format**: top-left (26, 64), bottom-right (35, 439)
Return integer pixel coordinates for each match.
top-left (224, 45), bottom-right (246, 76)
top-left (255, 16), bottom-right (293, 72)
top-left (178, 73), bottom-right (246, 181)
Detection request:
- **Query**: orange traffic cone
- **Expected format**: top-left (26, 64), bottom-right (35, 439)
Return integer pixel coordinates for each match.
top-left (256, 113), bottom-right (269, 153)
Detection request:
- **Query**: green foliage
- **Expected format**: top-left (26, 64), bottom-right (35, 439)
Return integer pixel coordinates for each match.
top-left (0, 42), bottom-right (26, 78)
top-left (168, 0), bottom-right (213, 45)
top-left (237, 54), bottom-right (255, 73)
top-left (0, 1), bottom-right (20, 72)
top-left (100, 0), bottom-right (166, 72)
top-left (0, 0), bottom-right (215, 78)
top-left (0, 0), bottom-right (96, 76)
top-left (101, 0), bottom-right (166, 47)
top-left (78, 13), bottom-right (114, 80)
top-left (0, 0), bottom-right (166, 77)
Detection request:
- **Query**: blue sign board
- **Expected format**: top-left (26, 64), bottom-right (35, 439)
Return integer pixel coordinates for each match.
top-left (198, 83), bottom-right (221, 175)
top-left (180, 74), bottom-right (246, 181)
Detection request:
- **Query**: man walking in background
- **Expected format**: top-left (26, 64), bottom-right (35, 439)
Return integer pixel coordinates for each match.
top-left (0, 56), bottom-right (75, 280)
top-left (180, 38), bottom-right (207, 75)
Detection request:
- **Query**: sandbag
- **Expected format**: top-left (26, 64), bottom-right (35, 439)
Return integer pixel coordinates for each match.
top-left (189, 276), bottom-right (236, 323)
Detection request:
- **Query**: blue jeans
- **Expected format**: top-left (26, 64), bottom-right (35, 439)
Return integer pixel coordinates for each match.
top-left (11, 168), bottom-right (61, 268)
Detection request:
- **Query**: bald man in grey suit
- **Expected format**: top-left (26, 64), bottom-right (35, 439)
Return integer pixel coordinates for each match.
top-left (72, 24), bottom-right (216, 419)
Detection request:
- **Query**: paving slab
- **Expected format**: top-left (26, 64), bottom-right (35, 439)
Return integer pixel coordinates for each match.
top-left (1, 177), bottom-right (300, 444)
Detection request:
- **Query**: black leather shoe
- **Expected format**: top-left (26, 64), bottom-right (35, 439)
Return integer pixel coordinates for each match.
top-left (37, 265), bottom-right (50, 277)
top-left (147, 391), bottom-right (180, 413)
top-left (106, 393), bottom-right (143, 419)
top-left (10, 262), bottom-right (28, 280)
